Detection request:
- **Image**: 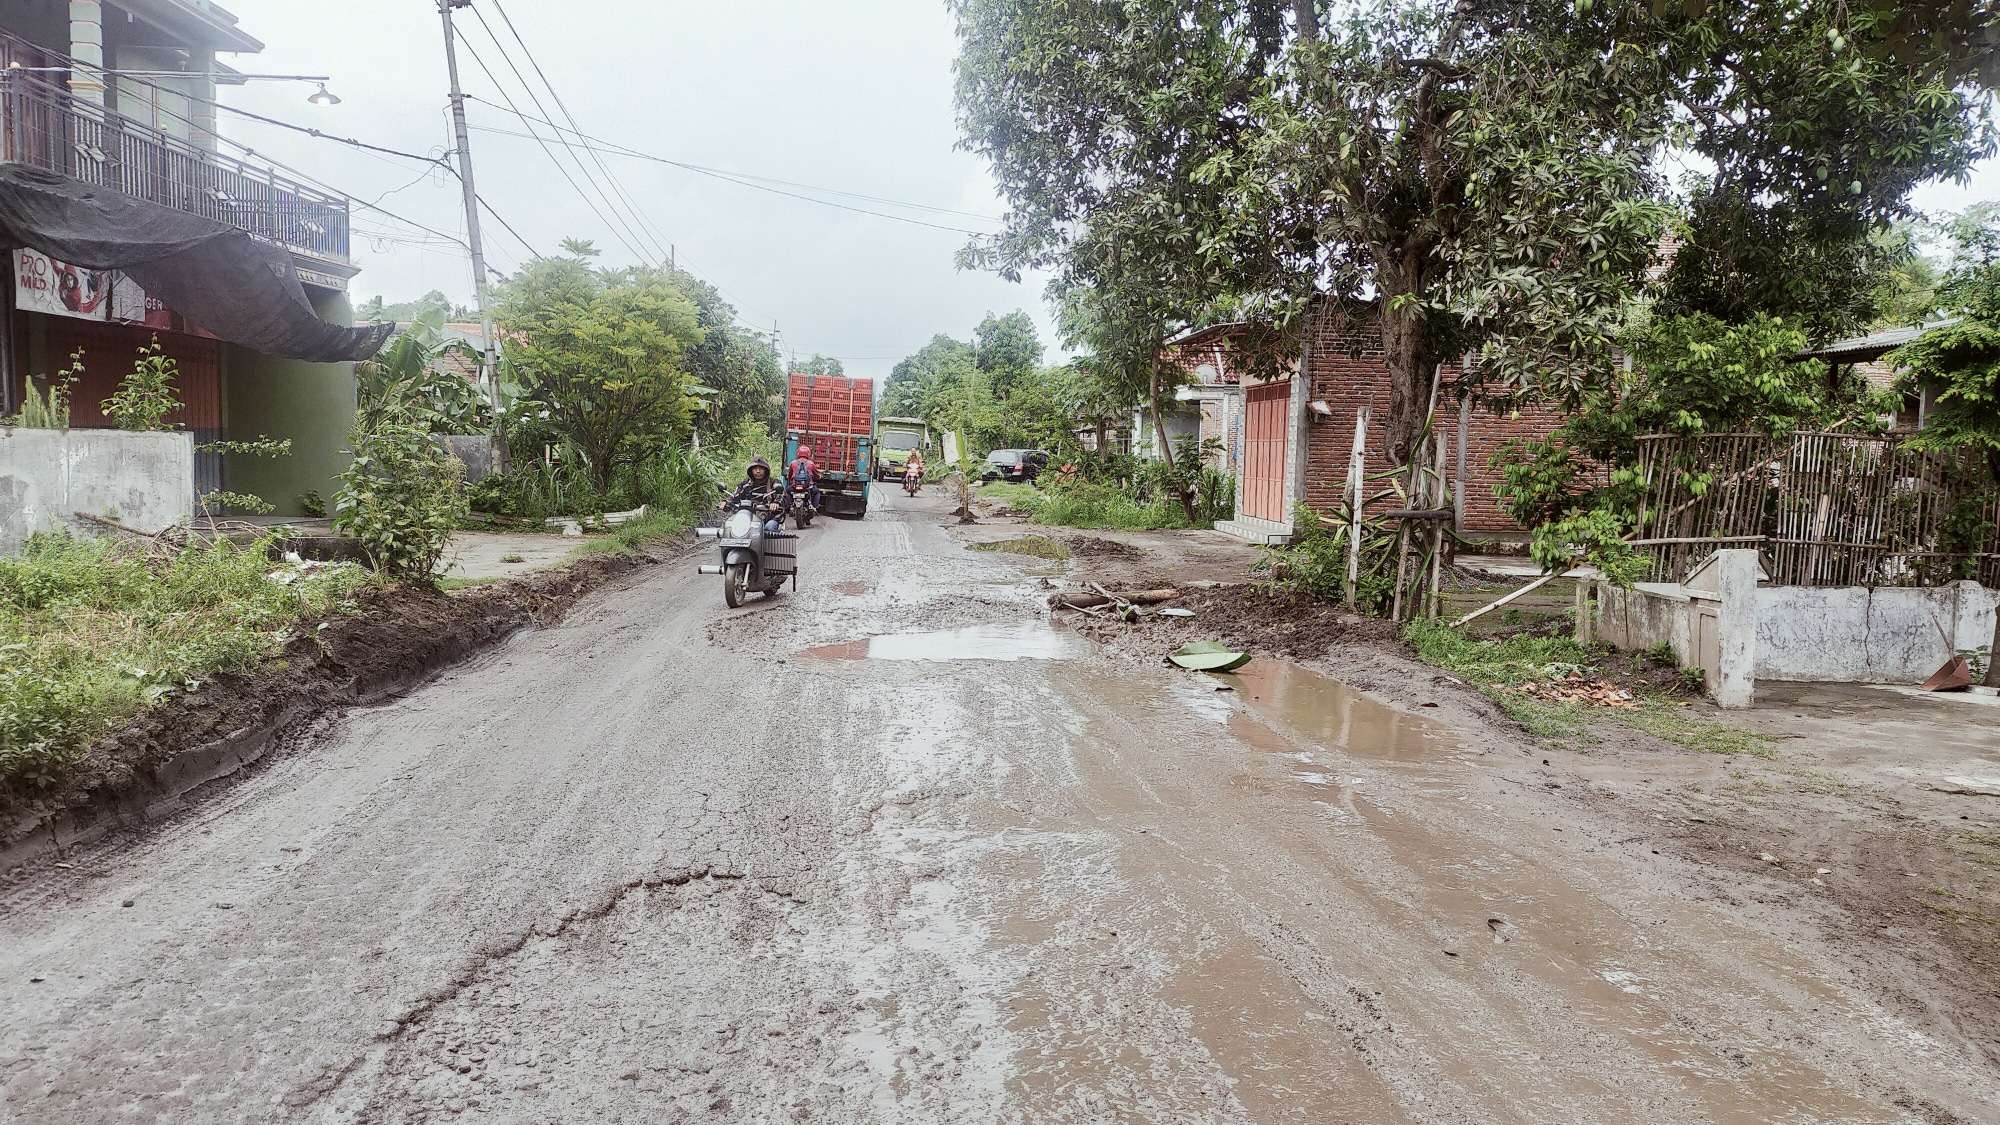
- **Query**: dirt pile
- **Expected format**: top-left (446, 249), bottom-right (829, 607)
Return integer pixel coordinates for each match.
top-left (1, 549), bottom-right (665, 854)
top-left (1061, 583), bottom-right (1397, 662)
top-left (1066, 536), bottom-right (1141, 559)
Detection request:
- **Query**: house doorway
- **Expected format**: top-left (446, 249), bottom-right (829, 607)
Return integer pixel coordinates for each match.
top-left (1241, 380), bottom-right (1289, 523)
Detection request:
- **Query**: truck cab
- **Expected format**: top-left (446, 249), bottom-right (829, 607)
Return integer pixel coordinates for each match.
top-left (874, 417), bottom-right (930, 481)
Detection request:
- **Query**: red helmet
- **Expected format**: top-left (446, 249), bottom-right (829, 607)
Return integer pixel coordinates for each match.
top-left (798, 445), bottom-right (814, 459)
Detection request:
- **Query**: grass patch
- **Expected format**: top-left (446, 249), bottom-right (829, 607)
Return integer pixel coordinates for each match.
top-left (1620, 702), bottom-right (1778, 757)
top-left (1404, 618), bottom-right (1776, 756)
top-left (437, 575), bottom-right (501, 591)
top-left (981, 480), bottom-right (1192, 531)
top-left (569, 510), bottom-right (696, 559)
top-left (967, 535), bottom-right (1071, 561)
top-left (1404, 619), bottom-right (1594, 686)
top-left (1, 532), bottom-right (369, 792)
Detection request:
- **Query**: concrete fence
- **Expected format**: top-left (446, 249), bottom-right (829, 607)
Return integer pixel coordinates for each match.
top-left (0, 428), bottom-right (194, 555)
top-left (1591, 548), bottom-right (1998, 708)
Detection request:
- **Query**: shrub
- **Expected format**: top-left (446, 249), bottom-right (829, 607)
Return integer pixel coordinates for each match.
top-left (101, 338), bottom-right (183, 431)
top-left (0, 533), bottom-right (367, 792)
top-left (334, 419), bottom-right (467, 581)
top-left (1030, 479), bottom-right (1188, 530)
top-left (6, 349), bottom-right (85, 430)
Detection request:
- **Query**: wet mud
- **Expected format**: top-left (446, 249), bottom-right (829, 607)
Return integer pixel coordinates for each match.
top-left (1, 488), bottom-right (1993, 1123)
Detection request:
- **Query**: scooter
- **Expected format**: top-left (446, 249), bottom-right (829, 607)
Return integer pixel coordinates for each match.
top-left (695, 487), bottom-right (797, 608)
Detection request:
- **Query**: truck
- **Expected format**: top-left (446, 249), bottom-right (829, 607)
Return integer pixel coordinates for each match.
top-left (873, 416), bottom-right (931, 481)
top-left (783, 372), bottom-right (875, 518)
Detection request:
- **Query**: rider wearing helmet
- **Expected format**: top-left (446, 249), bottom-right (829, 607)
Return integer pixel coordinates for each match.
top-left (786, 444), bottom-right (823, 512)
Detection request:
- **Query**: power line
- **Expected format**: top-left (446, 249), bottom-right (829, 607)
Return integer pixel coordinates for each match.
top-left (485, 0), bottom-right (677, 265)
top-left (454, 15), bottom-right (656, 267)
top-left (460, 107), bottom-right (999, 236)
top-left (460, 95), bottom-right (1002, 223)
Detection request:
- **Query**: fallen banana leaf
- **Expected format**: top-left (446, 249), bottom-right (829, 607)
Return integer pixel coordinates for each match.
top-left (1169, 640), bottom-right (1251, 673)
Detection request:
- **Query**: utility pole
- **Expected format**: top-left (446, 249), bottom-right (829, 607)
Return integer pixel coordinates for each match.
top-left (438, 0), bottom-right (508, 469)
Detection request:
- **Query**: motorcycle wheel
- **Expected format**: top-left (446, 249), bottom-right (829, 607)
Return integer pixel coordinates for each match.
top-left (796, 512), bottom-right (813, 529)
top-left (723, 561), bottom-right (749, 608)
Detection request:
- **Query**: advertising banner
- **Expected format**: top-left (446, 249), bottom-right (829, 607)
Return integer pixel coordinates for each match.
top-left (15, 248), bottom-right (111, 321)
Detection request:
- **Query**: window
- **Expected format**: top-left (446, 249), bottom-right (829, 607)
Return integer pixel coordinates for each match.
top-left (880, 431), bottom-right (921, 451)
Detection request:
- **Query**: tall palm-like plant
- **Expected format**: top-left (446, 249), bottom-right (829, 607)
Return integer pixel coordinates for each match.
top-left (355, 311), bottom-right (492, 436)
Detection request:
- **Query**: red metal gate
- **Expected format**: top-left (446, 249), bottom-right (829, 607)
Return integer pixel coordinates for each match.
top-left (1241, 381), bottom-right (1289, 523)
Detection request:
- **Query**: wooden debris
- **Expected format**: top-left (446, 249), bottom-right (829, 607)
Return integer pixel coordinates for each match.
top-left (1048, 588), bottom-right (1182, 610)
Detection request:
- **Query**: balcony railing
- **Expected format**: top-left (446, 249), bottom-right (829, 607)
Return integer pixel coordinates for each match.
top-left (0, 73), bottom-right (349, 264)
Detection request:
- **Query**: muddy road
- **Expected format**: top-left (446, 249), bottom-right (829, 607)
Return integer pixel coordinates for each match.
top-left (2, 488), bottom-right (1993, 1124)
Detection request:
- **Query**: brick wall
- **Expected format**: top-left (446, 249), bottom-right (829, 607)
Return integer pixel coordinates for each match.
top-left (1299, 304), bottom-right (1567, 538)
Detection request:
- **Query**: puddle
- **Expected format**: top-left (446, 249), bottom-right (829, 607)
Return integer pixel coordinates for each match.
top-left (805, 624), bottom-right (1089, 662)
top-left (1220, 659), bottom-right (1460, 762)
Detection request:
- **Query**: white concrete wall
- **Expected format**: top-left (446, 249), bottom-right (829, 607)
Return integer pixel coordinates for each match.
top-left (1756, 582), bottom-right (1998, 684)
top-left (0, 428), bottom-right (195, 555)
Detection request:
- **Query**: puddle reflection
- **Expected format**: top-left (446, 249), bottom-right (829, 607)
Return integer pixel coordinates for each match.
top-left (1220, 659), bottom-right (1461, 762)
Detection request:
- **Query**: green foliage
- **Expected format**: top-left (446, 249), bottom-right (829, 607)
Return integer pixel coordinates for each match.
top-left (1002, 477), bottom-right (1191, 532)
top-left (199, 490), bottom-right (275, 517)
top-left (100, 338), bottom-right (183, 431)
top-left (298, 490), bottom-right (327, 519)
top-left (953, 0), bottom-right (1992, 453)
top-left (356, 313), bottom-right (493, 437)
top-left (1528, 506), bottom-right (1649, 586)
top-left (793, 354), bottom-right (844, 377)
top-left (1893, 263), bottom-right (2000, 473)
top-left (0, 533), bottom-right (367, 793)
top-left (1255, 503), bottom-right (1386, 609)
top-left (357, 289), bottom-right (471, 324)
top-left (973, 310), bottom-right (1044, 395)
top-left (1403, 620), bottom-right (1596, 687)
top-left (7, 349), bottom-right (84, 429)
top-left (1493, 312), bottom-right (1888, 581)
top-left (501, 266), bottom-right (703, 493)
top-left (333, 419), bottom-right (467, 582)
top-left (198, 436), bottom-right (293, 459)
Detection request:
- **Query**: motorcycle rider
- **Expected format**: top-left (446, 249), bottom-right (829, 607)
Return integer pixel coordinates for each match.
top-left (786, 444), bottom-right (823, 512)
top-left (728, 456), bottom-right (791, 534)
top-left (903, 449), bottom-right (925, 494)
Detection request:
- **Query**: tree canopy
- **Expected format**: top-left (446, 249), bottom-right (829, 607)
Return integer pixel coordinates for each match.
top-left (952, 0), bottom-right (1997, 460)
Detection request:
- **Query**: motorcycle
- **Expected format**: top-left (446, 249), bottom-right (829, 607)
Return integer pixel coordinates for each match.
top-left (695, 486), bottom-right (798, 608)
top-left (790, 481), bottom-right (818, 528)
top-left (903, 464), bottom-right (923, 497)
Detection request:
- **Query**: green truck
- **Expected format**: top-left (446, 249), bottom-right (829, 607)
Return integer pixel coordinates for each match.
top-left (873, 416), bottom-right (930, 481)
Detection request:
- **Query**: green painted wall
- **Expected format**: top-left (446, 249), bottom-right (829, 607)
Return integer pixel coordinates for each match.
top-left (222, 289), bottom-right (357, 515)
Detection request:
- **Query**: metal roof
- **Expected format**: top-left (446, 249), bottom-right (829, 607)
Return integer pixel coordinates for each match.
top-left (1795, 317), bottom-right (1961, 362)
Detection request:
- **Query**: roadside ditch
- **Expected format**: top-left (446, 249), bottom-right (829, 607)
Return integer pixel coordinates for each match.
top-left (0, 542), bottom-right (688, 872)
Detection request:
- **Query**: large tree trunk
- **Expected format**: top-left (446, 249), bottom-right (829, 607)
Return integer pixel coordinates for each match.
top-left (1374, 247), bottom-right (1434, 466)
top-left (1150, 362), bottom-right (1200, 525)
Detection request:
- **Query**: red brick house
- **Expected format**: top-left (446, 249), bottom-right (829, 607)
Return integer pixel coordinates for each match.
top-left (1196, 301), bottom-right (1566, 546)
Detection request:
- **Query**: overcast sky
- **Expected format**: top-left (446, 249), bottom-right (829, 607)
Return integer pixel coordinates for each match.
top-left (217, 1), bottom-right (1996, 382)
top-left (218, 0), bottom-right (1056, 382)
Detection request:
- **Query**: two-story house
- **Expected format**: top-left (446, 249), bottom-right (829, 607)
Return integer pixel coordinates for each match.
top-left (0, 0), bottom-right (386, 515)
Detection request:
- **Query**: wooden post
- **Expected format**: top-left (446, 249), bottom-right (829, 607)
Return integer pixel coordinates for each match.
top-left (1427, 431), bottom-right (1448, 619)
top-left (1343, 406), bottom-right (1369, 609)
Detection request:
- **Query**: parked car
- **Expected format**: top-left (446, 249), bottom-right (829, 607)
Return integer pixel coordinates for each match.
top-left (980, 448), bottom-right (1049, 484)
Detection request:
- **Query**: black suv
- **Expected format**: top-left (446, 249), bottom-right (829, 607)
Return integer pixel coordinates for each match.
top-left (980, 448), bottom-right (1049, 483)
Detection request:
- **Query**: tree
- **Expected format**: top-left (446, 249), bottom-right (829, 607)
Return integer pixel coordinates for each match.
top-left (883, 335), bottom-right (975, 417)
top-left (972, 310), bottom-right (1043, 395)
top-left (794, 354), bottom-right (845, 377)
top-left (1892, 208), bottom-right (2000, 479)
top-left (953, 0), bottom-right (1996, 462)
top-left (502, 277), bottom-right (703, 492)
top-left (357, 289), bottom-right (469, 325)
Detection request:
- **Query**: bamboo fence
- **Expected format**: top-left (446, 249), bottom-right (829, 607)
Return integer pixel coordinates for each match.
top-left (1631, 432), bottom-right (1998, 587)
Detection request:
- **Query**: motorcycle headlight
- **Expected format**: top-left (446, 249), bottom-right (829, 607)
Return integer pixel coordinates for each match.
top-left (724, 510), bottom-right (755, 538)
